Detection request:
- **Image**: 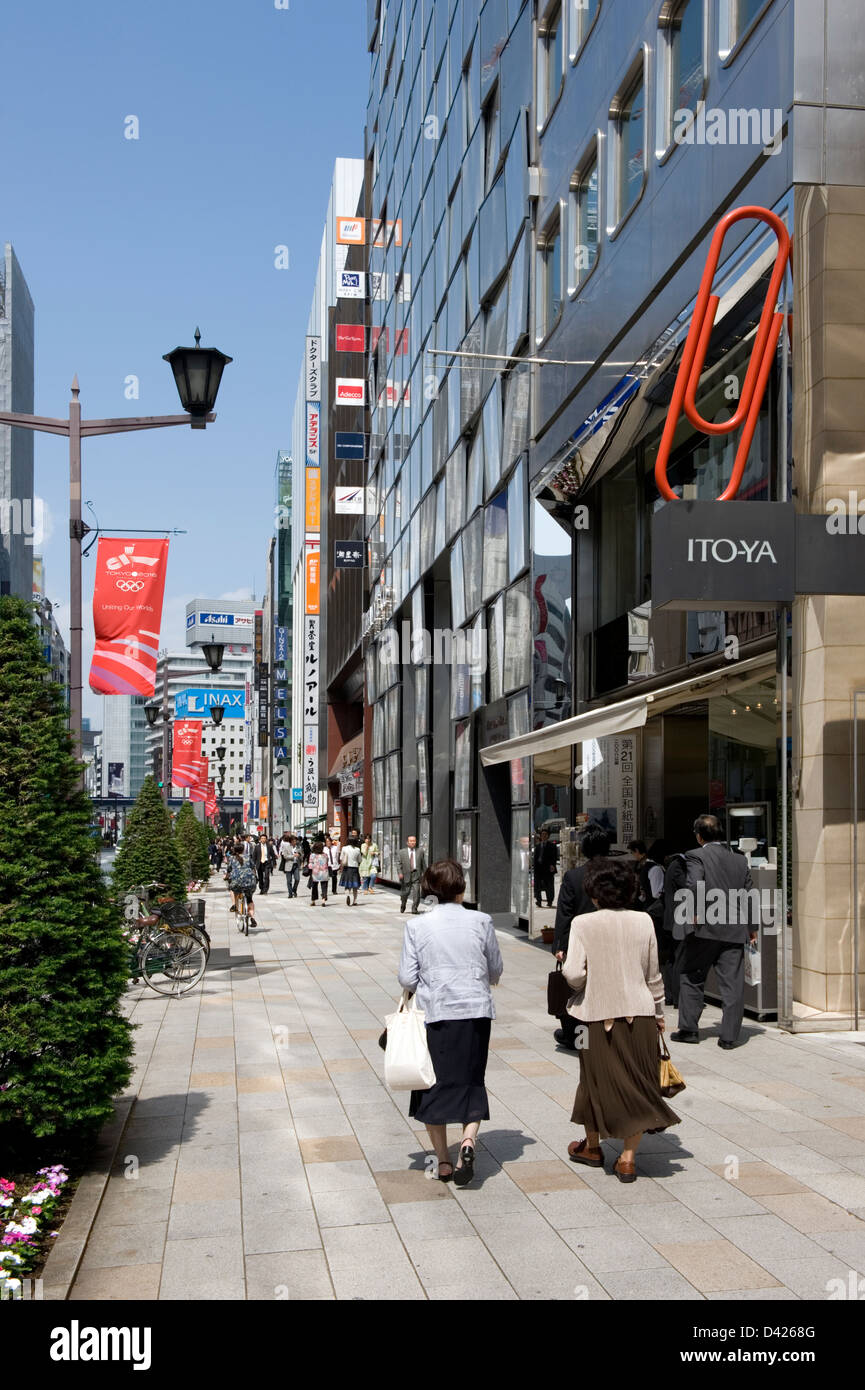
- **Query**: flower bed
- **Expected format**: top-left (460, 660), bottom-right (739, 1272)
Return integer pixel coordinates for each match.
top-left (0, 1167), bottom-right (72, 1294)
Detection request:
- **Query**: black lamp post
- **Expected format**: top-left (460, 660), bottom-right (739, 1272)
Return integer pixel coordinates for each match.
top-left (163, 328), bottom-right (233, 430)
top-left (201, 638), bottom-right (226, 674)
top-left (211, 705), bottom-right (225, 727)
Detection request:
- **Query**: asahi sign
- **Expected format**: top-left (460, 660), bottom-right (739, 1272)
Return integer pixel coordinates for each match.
top-left (653, 500), bottom-right (865, 610)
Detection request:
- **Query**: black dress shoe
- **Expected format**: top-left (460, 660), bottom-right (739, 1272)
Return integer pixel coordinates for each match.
top-left (718, 1039), bottom-right (737, 1050)
top-left (554, 1029), bottom-right (577, 1050)
top-left (453, 1143), bottom-right (475, 1188)
top-left (670, 1030), bottom-right (700, 1044)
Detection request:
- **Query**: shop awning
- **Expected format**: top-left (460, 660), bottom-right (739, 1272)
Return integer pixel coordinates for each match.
top-left (479, 654), bottom-right (774, 768)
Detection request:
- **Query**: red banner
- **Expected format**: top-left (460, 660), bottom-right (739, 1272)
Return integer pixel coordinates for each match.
top-left (172, 721), bottom-right (202, 789)
top-left (88, 538), bottom-right (169, 696)
top-left (189, 757), bottom-right (209, 802)
top-left (205, 780), bottom-right (217, 816)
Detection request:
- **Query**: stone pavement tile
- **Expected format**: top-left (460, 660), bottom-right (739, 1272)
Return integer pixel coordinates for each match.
top-left (237, 1091), bottom-right (292, 1113)
top-left (96, 1180), bottom-right (173, 1227)
top-left (596, 1266), bottom-right (702, 1300)
top-left (809, 1229), bottom-right (865, 1274)
top-left (502, 1160), bottom-right (587, 1193)
top-left (635, 1155), bottom-right (718, 1182)
top-left (238, 1126), bottom-right (298, 1159)
top-left (389, 1199), bottom-right (478, 1242)
top-left (803, 1172), bottom-right (865, 1210)
top-left (760, 1191), bottom-right (864, 1232)
top-left (467, 1208), bottom-right (608, 1300)
top-left (705, 1287), bottom-right (801, 1301)
top-left (489, 1037), bottom-right (528, 1051)
top-left (321, 1224), bottom-right (426, 1300)
top-left (240, 1162), bottom-right (309, 1203)
top-left (622, 1201), bottom-right (720, 1245)
top-left (168, 1197), bottom-right (242, 1240)
top-left (527, 1188), bottom-right (630, 1229)
top-left (127, 1094), bottom-right (188, 1118)
top-left (305, 1160), bottom-right (377, 1194)
top-left (242, 1205), bottom-right (321, 1255)
top-left (763, 1254), bottom-right (854, 1300)
top-left (312, 1188), bottom-right (392, 1227)
top-left (283, 1067), bottom-right (330, 1083)
top-left (374, 1169), bottom-right (450, 1203)
top-left (671, 1176), bottom-right (768, 1221)
top-left (188, 1071), bottom-right (235, 1089)
top-left (123, 1115), bottom-right (185, 1144)
top-left (176, 1142), bottom-right (239, 1174)
top-left (237, 1075), bottom-right (285, 1093)
top-left (836, 1076), bottom-right (865, 1092)
top-left (239, 1107), bottom-right (308, 1134)
top-left (709, 1213), bottom-right (827, 1267)
top-left (244, 1250), bottom-right (334, 1300)
top-left (785, 1127), bottom-right (865, 1158)
top-left (743, 1080), bottom-right (817, 1103)
top-left (507, 1059), bottom-right (572, 1078)
top-left (78, 1221), bottom-right (168, 1270)
top-left (349, 1028), bottom-right (382, 1041)
top-left (746, 1145), bottom-right (845, 1177)
top-left (299, 1136), bottom-right (364, 1163)
top-left (159, 1235), bottom-right (245, 1300)
top-left (823, 1115), bottom-right (865, 1140)
top-left (326, 1058), bottom-right (373, 1074)
top-left (292, 1112), bottom-right (354, 1140)
top-left (110, 1157), bottom-right (177, 1190)
top-left (70, 1264), bottom-right (162, 1300)
top-left (706, 1161), bottom-right (809, 1196)
top-left (360, 1143), bottom-right (428, 1173)
top-left (193, 1034), bottom-right (235, 1049)
top-left (562, 1224), bottom-right (668, 1274)
top-left (655, 1239), bottom-right (779, 1293)
top-left (478, 1130), bottom-right (554, 1164)
top-left (404, 1234), bottom-right (517, 1298)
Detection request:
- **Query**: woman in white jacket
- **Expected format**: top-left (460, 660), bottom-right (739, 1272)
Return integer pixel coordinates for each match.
top-left (398, 858), bottom-right (503, 1187)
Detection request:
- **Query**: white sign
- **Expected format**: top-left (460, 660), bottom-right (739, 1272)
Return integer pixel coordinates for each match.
top-left (338, 269), bottom-right (365, 300)
top-left (334, 486), bottom-right (375, 515)
top-left (303, 614), bottom-right (320, 722)
top-left (335, 377), bottom-right (366, 406)
top-left (303, 724), bottom-right (319, 808)
top-left (305, 336), bottom-right (321, 402)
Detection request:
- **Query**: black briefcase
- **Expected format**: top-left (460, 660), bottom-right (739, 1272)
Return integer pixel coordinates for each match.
top-left (547, 960), bottom-right (573, 1016)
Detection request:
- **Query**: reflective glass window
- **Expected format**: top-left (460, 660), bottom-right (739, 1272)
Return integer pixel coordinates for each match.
top-left (537, 3), bottom-right (563, 127)
top-left (463, 508), bottom-right (484, 616)
top-left (478, 174), bottom-right (507, 302)
top-left (484, 272), bottom-right (508, 360)
top-left (450, 535), bottom-right (467, 628)
top-left (508, 692), bottom-right (530, 803)
top-left (455, 812), bottom-right (474, 898)
top-left (500, 0), bottom-right (532, 121)
top-left (446, 444), bottom-right (467, 540)
top-left (506, 229), bottom-right (529, 357)
top-left (415, 664), bottom-right (429, 738)
top-left (617, 71), bottom-right (645, 222)
top-left (504, 577), bottom-right (531, 692)
top-left (482, 380), bottom-right (503, 497)
top-left (571, 155), bottom-right (599, 288)
top-left (507, 458), bottom-right (527, 581)
top-left (435, 476), bottom-right (447, 558)
top-left (483, 82), bottom-right (501, 190)
top-left (482, 490), bottom-right (508, 602)
top-left (488, 594), bottom-right (505, 701)
top-left (670, 0), bottom-right (704, 121)
top-left (454, 719), bottom-right (473, 808)
top-left (421, 486), bottom-right (436, 572)
top-left (417, 738), bottom-right (431, 814)
top-left (502, 365), bottom-right (530, 475)
top-left (466, 431), bottom-right (484, 518)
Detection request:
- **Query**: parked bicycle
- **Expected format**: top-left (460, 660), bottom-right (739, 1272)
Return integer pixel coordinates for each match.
top-left (121, 882), bottom-right (209, 996)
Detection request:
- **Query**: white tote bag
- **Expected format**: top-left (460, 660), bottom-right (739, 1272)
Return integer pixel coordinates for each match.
top-left (744, 941), bottom-right (762, 988)
top-left (383, 989), bottom-right (436, 1091)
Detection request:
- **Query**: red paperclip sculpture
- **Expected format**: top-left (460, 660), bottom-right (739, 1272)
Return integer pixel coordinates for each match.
top-left (654, 206), bottom-right (792, 502)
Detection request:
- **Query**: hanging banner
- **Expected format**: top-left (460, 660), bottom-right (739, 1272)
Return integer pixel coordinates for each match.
top-left (303, 724), bottom-right (319, 808)
top-left (189, 756), bottom-right (209, 802)
top-left (306, 401), bottom-right (320, 467)
top-left (205, 781), bottom-right (217, 817)
top-left (306, 549), bottom-right (320, 615)
top-left (305, 468), bottom-right (321, 530)
top-left (89, 537), bottom-right (169, 696)
top-left (305, 336), bottom-right (321, 402)
top-left (304, 615), bottom-right (320, 721)
top-left (172, 720), bottom-right (202, 789)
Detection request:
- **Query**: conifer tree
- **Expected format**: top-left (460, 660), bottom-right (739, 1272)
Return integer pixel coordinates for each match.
top-left (112, 775), bottom-right (186, 900)
top-left (0, 596), bottom-right (133, 1158)
top-left (173, 802), bottom-right (210, 884)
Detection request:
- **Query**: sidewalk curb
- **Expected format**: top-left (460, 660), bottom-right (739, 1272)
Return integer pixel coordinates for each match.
top-left (40, 1094), bottom-right (136, 1301)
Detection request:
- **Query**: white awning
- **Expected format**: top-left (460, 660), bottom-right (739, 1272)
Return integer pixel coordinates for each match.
top-left (479, 654), bottom-right (775, 767)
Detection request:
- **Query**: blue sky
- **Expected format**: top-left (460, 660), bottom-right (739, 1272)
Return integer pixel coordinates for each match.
top-left (2, 0), bottom-right (366, 719)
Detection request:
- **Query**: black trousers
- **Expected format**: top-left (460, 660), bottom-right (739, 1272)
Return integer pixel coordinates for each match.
top-left (535, 871), bottom-right (555, 906)
top-left (257, 865), bottom-right (270, 894)
top-left (678, 936), bottom-right (745, 1044)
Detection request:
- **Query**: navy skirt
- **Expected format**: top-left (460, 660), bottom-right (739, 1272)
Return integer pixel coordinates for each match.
top-left (409, 1018), bottom-right (491, 1125)
top-left (340, 866), bottom-right (361, 889)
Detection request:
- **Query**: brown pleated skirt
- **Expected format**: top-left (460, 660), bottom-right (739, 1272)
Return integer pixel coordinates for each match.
top-left (570, 1017), bottom-right (681, 1139)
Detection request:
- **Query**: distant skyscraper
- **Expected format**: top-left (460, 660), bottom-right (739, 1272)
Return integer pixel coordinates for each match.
top-left (0, 245), bottom-right (35, 600)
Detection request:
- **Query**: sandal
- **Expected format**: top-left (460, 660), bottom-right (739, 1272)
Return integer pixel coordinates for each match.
top-left (436, 1161), bottom-right (454, 1182)
top-left (453, 1142), bottom-right (475, 1188)
top-left (568, 1139), bottom-right (604, 1168)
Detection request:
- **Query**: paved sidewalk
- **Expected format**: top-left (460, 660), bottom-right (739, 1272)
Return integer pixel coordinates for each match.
top-left (68, 878), bottom-right (865, 1301)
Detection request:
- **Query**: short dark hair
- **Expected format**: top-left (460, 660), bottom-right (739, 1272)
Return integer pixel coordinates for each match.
top-left (694, 814), bottom-right (723, 842)
top-left (628, 839), bottom-right (647, 855)
top-left (584, 859), bottom-right (637, 911)
top-left (312, 839), bottom-right (324, 852)
top-left (580, 823), bottom-right (612, 860)
top-left (420, 858), bottom-right (465, 904)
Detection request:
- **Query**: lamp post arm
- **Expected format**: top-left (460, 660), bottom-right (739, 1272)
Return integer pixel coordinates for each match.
top-left (0, 411), bottom-right (70, 435)
top-left (81, 413), bottom-right (215, 437)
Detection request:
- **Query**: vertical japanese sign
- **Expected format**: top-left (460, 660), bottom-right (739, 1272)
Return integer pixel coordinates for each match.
top-left (304, 337), bottom-right (322, 812)
top-left (305, 469), bottom-right (321, 530)
top-left (305, 547), bottom-right (320, 614)
top-left (88, 538), bottom-right (169, 696)
top-left (305, 335), bottom-right (321, 402)
top-left (584, 734), bottom-right (638, 847)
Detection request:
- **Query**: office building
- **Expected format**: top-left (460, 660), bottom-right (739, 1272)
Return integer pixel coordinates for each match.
top-left (0, 244), bottom-right (35, 601)
top-left (146, 648), bottom-right (253, 806)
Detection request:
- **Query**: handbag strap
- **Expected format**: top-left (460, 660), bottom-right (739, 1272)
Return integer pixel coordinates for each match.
top-left (555, 960), bottom-right (563, 974)
top-left (659, 1034), bottom-right (671, 1060)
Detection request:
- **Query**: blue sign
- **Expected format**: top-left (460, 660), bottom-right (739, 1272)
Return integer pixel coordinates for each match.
top-left (335, 431), bottom-right (366, 460)
top-left (335, 541), bottom-right (364, 568)
top-left (198, 611), bottom-right (239, 627)
top-left (186, 614), bottom-right (195, 628)
top-left (274, 727), bottom-right (287, 741)
top-left (174, 687), bottom-right (245, 719)
top-left (274, 706), bottom-right (287, 721)
top-left (571, 374), bottom-right (640, 448)
top-left (276, 686), bottom-right (287, 700)
top-left (274, 626), bottom-right (288, 662)
top-left (275, 747), bottom-right (288, 762)
top-left (291, 787), bottom-right (303, 802)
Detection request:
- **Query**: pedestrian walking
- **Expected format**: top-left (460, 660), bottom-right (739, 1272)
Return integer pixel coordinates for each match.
top-left (307, 840), bottom-right (330, 906)
top-left (339, 837), bottom-right (362, 905)
top-left (252, 830), bottom-right (275, 895)
top-left (671, 814), bottom-right (759, 1050)
top-left (533, 827), bottom-right (558, 907)
top-left (359, 834), bottom-right (377, 893)
top-left (397, 858), bottom-right (503, 1186)
top-left (398, 835), bottom-right (426, 914)
top-left (326, 835), bottom-right (341, 896)
top-left (562, 858), bottom-right (679, 1183)
top-left (551, 823), bottom-right (611, 1049)
top-left (277, 832), bottom-right (299, 897)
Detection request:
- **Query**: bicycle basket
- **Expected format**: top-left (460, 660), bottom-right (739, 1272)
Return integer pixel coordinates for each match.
top-left (159, 900), bottom-right (196, 928)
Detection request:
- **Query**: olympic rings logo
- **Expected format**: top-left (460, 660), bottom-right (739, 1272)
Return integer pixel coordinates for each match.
top-left (115, 579), bottom-right (145, 592)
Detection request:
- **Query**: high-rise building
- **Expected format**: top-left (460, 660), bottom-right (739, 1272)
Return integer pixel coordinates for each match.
top-left (0, 244), bottom-right (35, 601)
top-left (146, 648), bottom-right (253, 808)
top-left (32, 556), bottom-right (69, 695)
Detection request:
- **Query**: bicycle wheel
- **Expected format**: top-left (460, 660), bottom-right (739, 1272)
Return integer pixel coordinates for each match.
top-left (140, 931), bottom-right (207, 996)
top-left (240, 900), bottom-right (249, 936)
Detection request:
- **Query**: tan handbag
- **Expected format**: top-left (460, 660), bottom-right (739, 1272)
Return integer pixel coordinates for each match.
top-left (659, 1034), bottom-right (686, 1097)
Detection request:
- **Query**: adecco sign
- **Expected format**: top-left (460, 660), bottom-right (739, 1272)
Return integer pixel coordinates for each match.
top-left (652, 501), bottom-right (865, 611)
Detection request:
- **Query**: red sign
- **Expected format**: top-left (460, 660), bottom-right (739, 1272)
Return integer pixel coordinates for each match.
top-left (88, 538), bottom-right (169, 696)
top-left (336, 324), bottom-right (366, 353)
top-left (205, 780), bottom-right (217, 816)
top-left (189, 758), bottom-right (209, 802)
top-left (172, 721), bottom-right (202, 790)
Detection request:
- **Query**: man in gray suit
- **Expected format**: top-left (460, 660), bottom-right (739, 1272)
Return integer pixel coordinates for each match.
top-left (671, 814), bottom-right (759, 1050)
top-left (398, 835), bottom-right (427, 914)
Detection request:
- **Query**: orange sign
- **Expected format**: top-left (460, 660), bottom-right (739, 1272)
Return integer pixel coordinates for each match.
top-left (306, 549), bottom-right (320, 614)
top-left (336, 217), bottom-right (365, 245)
top-left (260, 796), bottom-right (268, 822)
top-left (305, 468), bottom-right (321, 530)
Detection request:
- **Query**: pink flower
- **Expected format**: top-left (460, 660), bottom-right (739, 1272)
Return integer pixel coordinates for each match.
top-left (31, 1207), bottom-right (42, 1215)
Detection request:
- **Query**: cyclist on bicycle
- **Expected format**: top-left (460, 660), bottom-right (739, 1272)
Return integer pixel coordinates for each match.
top-left (226, 842), bottom-right (257, 926)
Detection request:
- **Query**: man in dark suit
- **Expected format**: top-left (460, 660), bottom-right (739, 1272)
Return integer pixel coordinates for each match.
top-left (671, 814), bottom-right (759, 1049)
top-left (397, 835), bottom-right (427, 914)
top-left (550, 824), bottom-right (611, 1048)
top-left (533, 828), bottom-right (558, 907)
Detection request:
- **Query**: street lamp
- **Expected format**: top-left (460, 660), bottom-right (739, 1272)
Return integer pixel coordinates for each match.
top-left (201, 640), bottom-right (225, 673)
top-left (0, 330), bottom-right (231, 755)
top-left (144, 703), bottom-right (160, 728)
top-left (210, 705), bottom-right (225, 726)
